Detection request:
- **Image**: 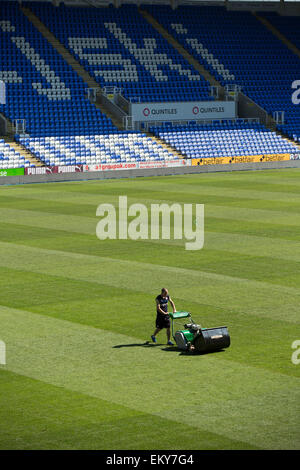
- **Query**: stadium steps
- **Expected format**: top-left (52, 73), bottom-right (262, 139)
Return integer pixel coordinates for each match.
top-left (0, 115), bottom-right (43, 167)
top-left (275, 129), bottom-right (300, 151)
top-left (139, 8), bottom-right (226, 100)
top-left (253, 12), bottom-right (300, 61)
top-left (6, 137), bottom-right (43, 167)
top-left (263, 117), bottom-right (283, 137)
top-left (145, 132), bottom-right (185, 159)
top-left (20, 5), bottom-right (123, 130)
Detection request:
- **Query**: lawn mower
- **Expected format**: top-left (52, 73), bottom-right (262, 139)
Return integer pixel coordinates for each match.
top-left (169, 311), bottom-right (230, 353)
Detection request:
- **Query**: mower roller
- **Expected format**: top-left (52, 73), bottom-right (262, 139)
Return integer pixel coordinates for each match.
top-left (169, 311), bottom-right (230, 353)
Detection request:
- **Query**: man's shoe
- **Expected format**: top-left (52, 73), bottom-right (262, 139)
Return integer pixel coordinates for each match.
top-left (151, 335), bottom-right (157, 343)
top-left (167, 340), bottom-right (174, 346)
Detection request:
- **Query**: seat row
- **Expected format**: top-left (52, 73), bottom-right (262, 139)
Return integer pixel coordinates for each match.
top-left (150, 122), bottom-right (298, 159)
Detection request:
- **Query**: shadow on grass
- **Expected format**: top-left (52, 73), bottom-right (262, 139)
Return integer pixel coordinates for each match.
top-left (162, 346), bottom-right (227, 356)
top-left (113, 341), bottom-right (165, 348)
top-left (113, 343), bottom-right (226, 357)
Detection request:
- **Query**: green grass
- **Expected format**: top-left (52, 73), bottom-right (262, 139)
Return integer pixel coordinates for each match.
top-left (0, 169), bottom-right (299, 450)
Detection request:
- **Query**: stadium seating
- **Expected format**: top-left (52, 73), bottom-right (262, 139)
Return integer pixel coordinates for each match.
top-left (261, 12), bottom-right (300, 140)
top-left (1, 2), bottom-right (299, 171)
top-left (28, 3), bottom-right (212, 103)
top-left (262, 13), bottom-right (300, 55)
top-left (0, 138), bottom-right (34, 169)
top-left (18, 133), bottom-right (178, 167)
top-left (145, 5), bottom-right (300, 141)
top-left (0, 2), bottom-right (183, 167)
top-left (0, 1), bottom-right (115, 137)
top-left (150, 121), bottom-right (297, 160)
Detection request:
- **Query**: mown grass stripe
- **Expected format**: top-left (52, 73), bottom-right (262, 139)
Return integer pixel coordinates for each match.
top-left (2, 179), bottom-right (300, 204)
top-left (0, 265), bottom-right (297, 378)
top-left (1, 218), bottom-right (300, 263)
top-left (0, 370), bottom-right (257, 450)
top-left (1, 206), bottom-right (300, 248)
top-left (1, 306), bottom-right (299, 449)
top-left (0, 262), bottom-right (297, 375)
top-left (0, 241), bottom-right (299, 323)
top-left (1, 192), bottom-right (300, 219)
top-left (1, 196), bottom-right (300, 231)
top-left (1, 222), bottom-right (300, 290)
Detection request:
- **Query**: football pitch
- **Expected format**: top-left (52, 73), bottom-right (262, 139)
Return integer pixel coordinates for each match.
top-left (0, 168), bottom-right (299, 450)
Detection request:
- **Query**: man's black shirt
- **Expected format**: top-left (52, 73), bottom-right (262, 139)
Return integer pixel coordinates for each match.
top-left (156, 294), bottom-right (169, 313)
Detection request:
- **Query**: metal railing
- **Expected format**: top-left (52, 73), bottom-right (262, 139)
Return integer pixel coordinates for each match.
top-left (14, 119), bottom-right (26, 134)
top-left (273, 111), bottom-right (285, 125)
top-left (0, 113), bottom-right (8, 135)
top-left (86, 88), bottom-right (99, 102)
top-left (102, 86), bottom-right (123, 97)
top-left (140, 117), bottom-right (259, 132)
top-left (210, 85), bottom-right (219, 99)
top-left (123, 115), bottom-right (133, 130)
top-left (238, 91), bottom-right (270, 126)
top-left (225, 84), bottom-right (242, 101)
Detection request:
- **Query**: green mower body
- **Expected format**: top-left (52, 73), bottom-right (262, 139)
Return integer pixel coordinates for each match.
top-left (169, 311), bottom-right (230, 353)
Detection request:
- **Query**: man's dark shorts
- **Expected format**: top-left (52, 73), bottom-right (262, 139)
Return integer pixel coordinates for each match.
top-left (156, 312), bottom-right (170, 329)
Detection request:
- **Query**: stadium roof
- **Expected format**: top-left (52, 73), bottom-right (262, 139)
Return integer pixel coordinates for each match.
top-left (7, 0), bottom-right (300, 14)
top-left (11, 0), bottom-right (300, 5)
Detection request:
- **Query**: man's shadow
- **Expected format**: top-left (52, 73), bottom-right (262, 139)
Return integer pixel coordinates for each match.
top-left (162, 346), bottom-right (226, 356)
top-left (113, 342), bottom-right (185, 353)
top-left (113, 343), bottom-right (226, 356)
top-left (113, 341), bottom-right (164, 349)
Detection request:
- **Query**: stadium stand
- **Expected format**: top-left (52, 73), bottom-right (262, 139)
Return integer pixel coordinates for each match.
top-left (18, 133), bottom-right (177, 167)
top-left (0, 1), bottom-right (182, 167)
top-left (0, 1), bottom-right (116, 138)
top-left (262, 13), bottom-right (300, 56)
top-left (144, 5), bottom-right (300, 141)
top-left (28, 2), bottom-right (212, 103)
top-left (0, 138), bottom-right (34, 169)
top-left (150, 121), bottom-right (297, 160)
top-left (0, 2), bottom-right (299, 171)
top-left (260, 12), bottom-right (300, 140)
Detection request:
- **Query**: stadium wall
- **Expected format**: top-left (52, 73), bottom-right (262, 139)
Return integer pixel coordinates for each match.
top-left (1, 159), bottom-right (300, 185)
